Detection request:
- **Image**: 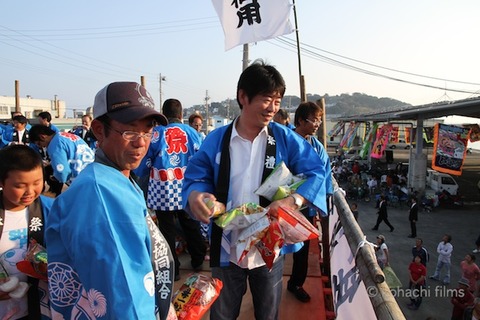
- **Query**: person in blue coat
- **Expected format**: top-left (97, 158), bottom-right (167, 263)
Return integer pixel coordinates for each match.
top-left (28, 125), bottom-right (94, 186)
top-left (37, 111), bottom-right (60, 133)
top-left (46, 81), bottom-right (174, 320)
top-left (134, 98), bottom-right (206, 281)
top-left (182, 60), bottom-right (329, 320)
top-left (71, 114), bottom-right (97, 150)
top-left (286, 101), bottom-right (333, 302)
top-left (0, 145), bottom-right (53, 319)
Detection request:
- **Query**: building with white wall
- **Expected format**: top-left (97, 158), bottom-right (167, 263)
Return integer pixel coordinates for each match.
top-left (0, 95), bottom-right (66, 120)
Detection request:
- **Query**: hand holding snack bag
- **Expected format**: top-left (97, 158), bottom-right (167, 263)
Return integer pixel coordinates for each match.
top-left (203, 197), bottom-right (226, 218)
top-left (214, 203), bottom-right (266, 230)
top-left (275, 206), bottom-right (320, 244)
top-left (172, 273), bottom-right (223, 320)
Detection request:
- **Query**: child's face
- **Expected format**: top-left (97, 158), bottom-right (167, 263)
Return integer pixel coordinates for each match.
top-left (0, 167), bottom-right (44, 211)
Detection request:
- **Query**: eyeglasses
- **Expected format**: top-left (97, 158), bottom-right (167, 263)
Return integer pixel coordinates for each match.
top-left (104, 123), bottom-right (153, 141)
top-left (306, 118), bottom-right (322, 126)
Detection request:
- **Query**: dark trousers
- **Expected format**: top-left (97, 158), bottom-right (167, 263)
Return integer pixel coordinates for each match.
top-left (373, 215), bottom-right (394, 230)
top-left (410, 220), bottom-right (417, 237)
top-left (44, 164), bottom-right (63, 196)
top-left (156, 209), bottom-right (206, 275)
top-left (289, 215), bottom-right (313, 288)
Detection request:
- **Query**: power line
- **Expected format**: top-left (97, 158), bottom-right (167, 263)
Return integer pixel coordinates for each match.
top-left (271, 36), bottom-right (480, 95)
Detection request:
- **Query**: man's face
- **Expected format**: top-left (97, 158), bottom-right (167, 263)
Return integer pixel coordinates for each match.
top-left (0, 167), bottom-right (44, 211)
top-left (13, 120), bottom-right (26, 131)
top-left (298, 111), bottom-right (322, 136)
top-left (94, 118), bottom-right (154, 177)
top-left (82, 116), bottom-right (92, 129)
top-left (190, 118), bottom-right (202, 132)
top-left (38, 117), bottom-right (48, 126)
top-left (239, 90), bottom-right (281, 129)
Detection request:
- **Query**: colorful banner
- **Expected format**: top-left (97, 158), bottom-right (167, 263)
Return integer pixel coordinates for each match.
top-left (464, 124), bottom-right (480, 142)
top-left (328, 121), bottom-right (344, 138)
top-left (329, 206), bottom-right (377, 319)
top-left (359, 123), bottom-right (378, 159)
top-left (389, 126), bottom-right (399, 143)
top-left (339, 122), bottom-right (360, 150)
top-left (370, 124), bottom-right (393, 159)
top-left (211, 0), bottom-right (294, 50)
top-left (423, 127), bottom-right (434, 143)
top-left (432, 123), bottom-right (470, 176)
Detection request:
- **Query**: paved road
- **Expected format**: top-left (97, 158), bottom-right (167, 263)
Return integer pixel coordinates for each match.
top-left (354, 200), bottom-right (479, 320)
top-left (332, 148), bottom-right (480, 319)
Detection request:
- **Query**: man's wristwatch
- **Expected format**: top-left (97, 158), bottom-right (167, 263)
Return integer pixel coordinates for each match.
top-left (289, 193), bottom-right (303, 209)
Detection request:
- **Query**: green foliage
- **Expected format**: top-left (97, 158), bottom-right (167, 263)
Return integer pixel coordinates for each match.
top-left (185, 92), bottom-right (409, 119)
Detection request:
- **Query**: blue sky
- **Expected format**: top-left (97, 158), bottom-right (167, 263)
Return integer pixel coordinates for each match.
top-left (2, 1), bottom-right (480, 116)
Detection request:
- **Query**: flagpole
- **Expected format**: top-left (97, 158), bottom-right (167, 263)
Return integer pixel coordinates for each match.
top-left (292, 0), bottom-right (306, 102)
top-left (242, 44), bottom-right (249, 71)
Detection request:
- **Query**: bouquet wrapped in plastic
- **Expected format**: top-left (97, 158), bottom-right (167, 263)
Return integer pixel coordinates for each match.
top-left (172, 273), bottom-right (223, 320)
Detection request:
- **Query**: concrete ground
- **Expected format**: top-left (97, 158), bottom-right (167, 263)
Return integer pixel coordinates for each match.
top-left (353, 198), bottom-right (479, 320)
top-left (346, 148), bottom-right (480, 320)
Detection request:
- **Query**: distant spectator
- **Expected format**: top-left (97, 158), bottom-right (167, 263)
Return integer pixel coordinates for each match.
top-left (71, 114), bottom-right (97, 150)
top-left (408, 196), bottom-right (419, 238)
top-left (6, 115), bottom-right (30, 146)
top-left (473, 234), bottom-right (480, 254)
top-left (375, 234), bottom-right (389, 269)
top-left (367, 177), bottom-right (378, 195)
top-left (188, 113), bottom-right (206, 142)
top-left (450, 278), bottom-right (474, 320)
top-left (273, 108), bottom-right (295, 129)
top-left (460, 254), bottom-right (480, 294)
top-left (372, 195), bottom-right (395, 232)
top-left (412, 238), bottom-right (429, 267)
top-left (37, 111), bottom-right (60, 133)
top-left (407, 255), bottom-right (426, 310)
top-left (430, 234), bottom-right (453, 285)
top-left (351, 202), bottom-right (359, 221)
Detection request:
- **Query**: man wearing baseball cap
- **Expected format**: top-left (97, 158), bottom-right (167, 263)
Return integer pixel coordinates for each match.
top-left (46, 82), bottom-right (175, 319)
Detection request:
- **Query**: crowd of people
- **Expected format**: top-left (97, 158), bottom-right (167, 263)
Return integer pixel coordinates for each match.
top-left (0, 61), bottom-right (333, 319)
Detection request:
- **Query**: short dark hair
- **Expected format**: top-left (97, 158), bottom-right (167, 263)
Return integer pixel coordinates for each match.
top-left (38, 111), bottom-right (52, 122)
top-left (29, 124), bottom-right (56, 142)
top-left (12, 115), bottom-right (28, 124)
top-left (294, 101), bottom-right (322, 126)
top-left (236, 59), bottom-right (286, 109)
top-left (162, 99), bottom-right (182, 119)
top-left (0, 145), bottom-right (43, 183)
top-left (188, 113), bottom-right (203, 125)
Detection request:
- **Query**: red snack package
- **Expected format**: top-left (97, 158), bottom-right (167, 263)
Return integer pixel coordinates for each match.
top-left (172, 273), bottom-right (223, 320)
top-left (255, 220), bottom-right (284, 269)
top-left (277, 206), bottom-right (320, 244)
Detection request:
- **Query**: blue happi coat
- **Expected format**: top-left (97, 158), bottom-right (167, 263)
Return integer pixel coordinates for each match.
top-left (182, 122), bottom-right (329, 264)
top-left (46, 162), bottom-right (172, 319)
top-left (134, 122), bottom-right (201, 211)
top-left (47, 132), bottom-right (94, 184)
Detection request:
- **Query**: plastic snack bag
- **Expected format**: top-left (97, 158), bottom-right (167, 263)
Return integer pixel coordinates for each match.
top-left (214, 203), bottom-right (266, 230)
top-left (172, 273), bottom-right (223, 320)
top-left (16, 239), bottom-right (48, 281)
top-left (276, 206), bottom-right (320, 244)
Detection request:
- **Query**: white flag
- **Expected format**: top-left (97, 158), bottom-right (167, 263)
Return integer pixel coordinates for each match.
top-left (212, 0), bottom-right (294, 51)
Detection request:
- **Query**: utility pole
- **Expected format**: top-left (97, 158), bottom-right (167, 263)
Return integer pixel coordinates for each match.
top-left (54, 95), bottom-right (58, 118)
top-left (205, 90), bottom-right (210, 133)
top-left (159, 73), bottom-right (166, 110)
top-left (15, 80), bottom-right (20, 113)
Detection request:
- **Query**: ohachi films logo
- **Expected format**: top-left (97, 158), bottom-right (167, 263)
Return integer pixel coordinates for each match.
top-left (367, 285), bottom-right (464, 299)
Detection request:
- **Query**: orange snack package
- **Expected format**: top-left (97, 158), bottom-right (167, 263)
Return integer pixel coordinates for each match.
top-left (276, 206), bottom-right (320, 244)
top-left (172, 273), bottom-right (223, 320)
